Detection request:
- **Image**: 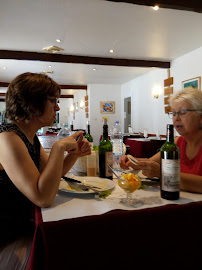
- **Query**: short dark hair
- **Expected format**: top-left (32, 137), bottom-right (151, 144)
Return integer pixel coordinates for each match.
top-left (5, 72), bottom-right (61, 120)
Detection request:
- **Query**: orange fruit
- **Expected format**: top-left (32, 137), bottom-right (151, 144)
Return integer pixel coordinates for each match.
top-left (121, 173), bottom-right (141, 192)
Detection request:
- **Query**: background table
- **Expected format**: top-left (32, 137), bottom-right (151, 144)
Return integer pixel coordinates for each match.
top-left (125, 138), bottom-right (166, 158)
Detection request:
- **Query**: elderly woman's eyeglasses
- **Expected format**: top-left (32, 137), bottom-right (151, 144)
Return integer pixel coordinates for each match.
top-left (47, 98), bottom-right (60, 107)
top-left (168, 109), bottom-right (202, 119)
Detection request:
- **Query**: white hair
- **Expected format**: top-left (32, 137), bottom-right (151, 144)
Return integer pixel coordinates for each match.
top-left (169, 88), bottom-right (202, 114)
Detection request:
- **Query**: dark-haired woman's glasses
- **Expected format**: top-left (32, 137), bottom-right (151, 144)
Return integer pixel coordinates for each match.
top-left (47, 98), bottom-right (60, 107)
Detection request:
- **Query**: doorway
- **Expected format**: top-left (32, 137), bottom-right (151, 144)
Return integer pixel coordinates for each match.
top-left (124, 97), bottom-right (131, 133)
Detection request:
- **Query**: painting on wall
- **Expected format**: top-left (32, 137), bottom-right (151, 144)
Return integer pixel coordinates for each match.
top-left (182, 77), bottom-right (201, 90)
top-left (100, 101), bottom-right (115, 114)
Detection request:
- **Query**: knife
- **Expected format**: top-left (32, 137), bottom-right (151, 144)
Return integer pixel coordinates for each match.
top-left (62, 175), bottom-right (102, 190)
top-left (62, 175), bottom-right (82, 183)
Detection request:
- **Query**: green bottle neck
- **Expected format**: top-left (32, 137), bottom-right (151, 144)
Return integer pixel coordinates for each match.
top-left (102, 124), bottom-right (109, 140)
top-left (166, 124), bottom-right (174, 143)
top-left (87, 125), bottom-right (90, 135)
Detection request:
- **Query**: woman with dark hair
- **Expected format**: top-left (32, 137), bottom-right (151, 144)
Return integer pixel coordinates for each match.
top-left (0, 72), bottom-right (91, 248)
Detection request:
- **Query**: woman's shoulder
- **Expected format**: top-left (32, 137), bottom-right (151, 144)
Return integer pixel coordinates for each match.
top-left (0, 123), bottom-right (19, 133)
top-left (0, 124), bottom-right (26, 146)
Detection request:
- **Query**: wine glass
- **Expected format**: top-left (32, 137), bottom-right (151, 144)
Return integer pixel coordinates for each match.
top-left (143, 129), bottom-right (148, 138)
top-left (117, 173), bottom-right (142, 207)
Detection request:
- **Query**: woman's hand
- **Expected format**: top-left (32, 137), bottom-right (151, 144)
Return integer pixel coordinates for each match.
top-left (137, 160), bottom-right (160, 178)
top-left (120, 155), bottom-right (135, 170)
top-left (120, 155), bottom-right (149, 170)
top-left (58, 131), bottom-right (91, 157)
top-left (71, 132), bottom-right (91, 157)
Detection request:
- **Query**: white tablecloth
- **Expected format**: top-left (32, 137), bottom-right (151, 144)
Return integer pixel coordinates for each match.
top-left (42, 178), bottom-right (202, 222)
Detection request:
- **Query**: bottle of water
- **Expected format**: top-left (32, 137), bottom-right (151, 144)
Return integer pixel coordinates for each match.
top-left (111, 121), bottom-right (123, 170)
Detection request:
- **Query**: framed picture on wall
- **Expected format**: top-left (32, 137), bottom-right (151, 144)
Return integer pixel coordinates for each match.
top-left (100, 101), bottom-right (115, 114)
top-left (182, 77), bottom-right (201, 90)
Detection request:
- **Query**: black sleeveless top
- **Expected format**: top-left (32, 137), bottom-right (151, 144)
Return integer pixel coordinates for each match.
top-left (0, 123), bottom-right (41, 245)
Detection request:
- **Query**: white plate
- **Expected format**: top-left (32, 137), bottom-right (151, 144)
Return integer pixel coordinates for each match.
top-left (59, 176), bottom-right (115, 194)
top-left (137, 170), bottom-right (159, 180)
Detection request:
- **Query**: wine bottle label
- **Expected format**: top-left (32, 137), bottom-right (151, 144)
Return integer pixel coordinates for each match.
top-left (161, 159), bottom-right (180, 192)
top-left (105, 152), bottom-right (113, 177)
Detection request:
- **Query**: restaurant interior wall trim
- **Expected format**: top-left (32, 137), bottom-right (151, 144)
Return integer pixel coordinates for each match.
top-left (121, 46), bottom-right (202, 136)
top-left (89, 84), bottom-right (122, 146)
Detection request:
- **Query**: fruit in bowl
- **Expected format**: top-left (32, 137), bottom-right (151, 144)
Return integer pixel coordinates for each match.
top-left (118, 173), bottom-right (141, 193)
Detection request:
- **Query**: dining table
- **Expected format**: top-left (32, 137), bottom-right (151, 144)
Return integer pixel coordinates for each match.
top-left (27, 171), bottom-right (202, 270)
top-left (125, 137), bottom-right (166, 158)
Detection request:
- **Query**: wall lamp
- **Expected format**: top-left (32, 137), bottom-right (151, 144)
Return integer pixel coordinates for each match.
top-left (80, 100), bottom-right (84, 109)
top-left (152, 86), bottom-right (161, 99)
top-left (70, 103), bottom-right (75, 112)
top-left (153, 93), bottom-right (159, 99)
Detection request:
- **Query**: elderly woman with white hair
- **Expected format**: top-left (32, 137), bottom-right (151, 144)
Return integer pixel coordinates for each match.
top-left (120, 88), bottom-right (202, 193)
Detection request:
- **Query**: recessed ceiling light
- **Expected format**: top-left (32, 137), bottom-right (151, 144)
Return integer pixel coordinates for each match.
top-left (56, 39), bottom-right (61, 43)
top-left (49, 65), bottom-right (52, 68)
top-left (93, 68), bottom-right (97, 71)
top-left (3, 67), bottom-right (7, 70)
top-left (43, 45), bottom-right (64, 53)
top-left (109, 49), bottom-right (114, 53)
top-left (152, 5), bottom-right (159, 10)
top-left (41, 70), bottom-right (53, 74)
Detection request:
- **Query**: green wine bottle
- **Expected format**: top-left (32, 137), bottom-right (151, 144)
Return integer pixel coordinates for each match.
top-left (99, 119), bottom-right (113, 180)
top-left (70, 121), bottom-right (74, 132)
top-left (84, 121), bottom-right (93, 148)
top-left (160, 124), bottom-right (180, 200)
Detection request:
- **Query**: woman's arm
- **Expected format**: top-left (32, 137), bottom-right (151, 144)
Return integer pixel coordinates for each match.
top-left (120, 152), bottom-right (161, 177)
top-left (61, 134), bottom-right (91, 176)
top-left (137, 152), bottom-right (161, 178)
top-left (40, 132), bottom-right (91, 177)
top-left (180, 173), bottom-right (202, 193)
top-left (0, 131), bottom-right (89, 208)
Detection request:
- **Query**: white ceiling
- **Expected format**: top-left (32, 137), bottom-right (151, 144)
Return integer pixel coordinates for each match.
top-left (0, 0), bottom-right (202, 86)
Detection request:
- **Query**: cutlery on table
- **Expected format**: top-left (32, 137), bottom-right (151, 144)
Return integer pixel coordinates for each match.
top-left (127, 155), bottom-right (138, 165)
top-left (61, 175), bottom-right (102, 191)
top-left (108, 165), bottom-right (122, 180)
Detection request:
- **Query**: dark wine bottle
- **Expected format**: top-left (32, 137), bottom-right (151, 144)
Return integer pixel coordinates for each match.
top-left (99, 119), bottom-right (113, 180)
top-left (84, 121), bottom-right (93, 146)
top-left (70, 121), bottom-right (74, 132)
top-left (160, 124), bottom-right (180, 200)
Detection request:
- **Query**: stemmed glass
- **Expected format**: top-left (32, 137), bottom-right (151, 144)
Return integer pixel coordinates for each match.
top-left (108, 166), bottom-right (142, 207)
top-left (117, 173), bottom-right (142, 207)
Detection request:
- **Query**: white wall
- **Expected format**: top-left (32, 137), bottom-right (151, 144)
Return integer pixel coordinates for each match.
top-left (59, 90), bottom-right (86, 130)
top-left (121, 46), bottom-right (202, 136)
top-left (89, 84), bottom-right (122, 146)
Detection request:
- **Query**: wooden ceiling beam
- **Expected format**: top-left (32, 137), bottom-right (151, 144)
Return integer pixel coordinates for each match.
top-left (60, 85), bottom-right (87, 90)
top-left (105, 0), bottom-right (202, 13)
top-left (0, 82), bottom-right (87, 90)
top-left (0, 50), bottom-right (170, 69)
top-left (0, 82), bottom-right (8, 87)
top-left (60, 95), bottom-right (74, 98)
top-left (0, 92), bottom-right (74, 99)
